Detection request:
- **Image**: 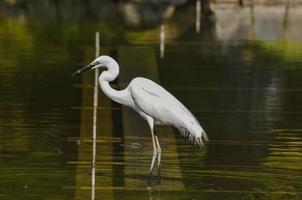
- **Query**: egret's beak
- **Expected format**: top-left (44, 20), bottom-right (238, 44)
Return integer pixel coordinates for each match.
top-left (72, 61), bottom-right (100, 77)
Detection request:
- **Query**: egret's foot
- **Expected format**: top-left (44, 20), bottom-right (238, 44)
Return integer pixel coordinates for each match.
top-left (147, 179), bottom-right (151, 189)
top-left (156, 168), bottom-right (161, 185)
top-left (147, 172), bottom-right (152, 189)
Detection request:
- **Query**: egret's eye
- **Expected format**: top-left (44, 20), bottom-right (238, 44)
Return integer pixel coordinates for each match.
top-left (91, 61), bottom-right (101, 66)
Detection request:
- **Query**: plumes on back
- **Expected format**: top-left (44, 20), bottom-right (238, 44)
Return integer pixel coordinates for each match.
top-left (129, 77), bottom-right (209, 148)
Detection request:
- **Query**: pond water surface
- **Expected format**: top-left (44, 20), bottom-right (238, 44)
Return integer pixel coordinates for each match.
top-left (0, 1), bottom-right (301, 200)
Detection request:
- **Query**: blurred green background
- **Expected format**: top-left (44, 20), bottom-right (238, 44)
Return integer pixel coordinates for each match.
top-left (0, 0), bottom-right (301, 199)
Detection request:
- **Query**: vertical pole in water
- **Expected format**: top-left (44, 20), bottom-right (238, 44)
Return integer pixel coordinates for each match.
top-left (283, 2), bottom-right (289, 40)
top-left (249, 3), bottom-right (255, 40)
top-left (91, 32), bottom-right (99, 200)
top-left (196, 0), bottom-right (201, 33)
top-left (160, 25), bottom-right (165, 59)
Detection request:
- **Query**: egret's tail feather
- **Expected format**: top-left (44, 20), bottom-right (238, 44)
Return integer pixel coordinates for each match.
top-left (178, 127), bottom-right (209, 149)
top-left (202, 130), bottom-right (209, 142)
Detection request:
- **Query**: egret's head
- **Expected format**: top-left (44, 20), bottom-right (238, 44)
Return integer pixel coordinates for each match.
top-left (72, 56), bottom-right (112, 77)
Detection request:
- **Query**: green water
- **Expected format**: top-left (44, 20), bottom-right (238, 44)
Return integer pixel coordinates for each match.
top-left (0, 1), bottom-right (301, 200)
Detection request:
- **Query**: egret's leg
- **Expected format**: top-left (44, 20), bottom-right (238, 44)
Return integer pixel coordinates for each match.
top-left (149, 128), bottom-right (157, 174)
top-left (146, 117), bottom-right (157, 188)
top-left (155, 135), bottom-right (161, 184)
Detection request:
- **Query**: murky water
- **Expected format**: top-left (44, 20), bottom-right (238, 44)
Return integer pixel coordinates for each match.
top-left (0, 1), bottom-right (302, 200)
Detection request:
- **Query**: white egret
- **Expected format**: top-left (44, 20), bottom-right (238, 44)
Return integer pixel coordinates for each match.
top-left (73, 55), bottom-right (209, 188)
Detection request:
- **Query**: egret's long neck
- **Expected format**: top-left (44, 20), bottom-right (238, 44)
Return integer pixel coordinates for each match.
top-left (99, 61), bottom-right (130, 106)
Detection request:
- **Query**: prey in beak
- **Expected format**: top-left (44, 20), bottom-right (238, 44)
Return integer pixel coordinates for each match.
top-left (72, 61), bottom-right (100, 77)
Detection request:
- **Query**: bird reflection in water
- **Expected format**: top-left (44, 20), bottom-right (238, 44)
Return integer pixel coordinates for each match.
top-left (148, 185), bottom-right (161, 200)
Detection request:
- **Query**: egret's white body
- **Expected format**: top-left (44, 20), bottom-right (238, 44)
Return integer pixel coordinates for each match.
top-left (129, 78), bottom-right (205, 138)
top-left (74, 55), bottom-right (208, 188)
